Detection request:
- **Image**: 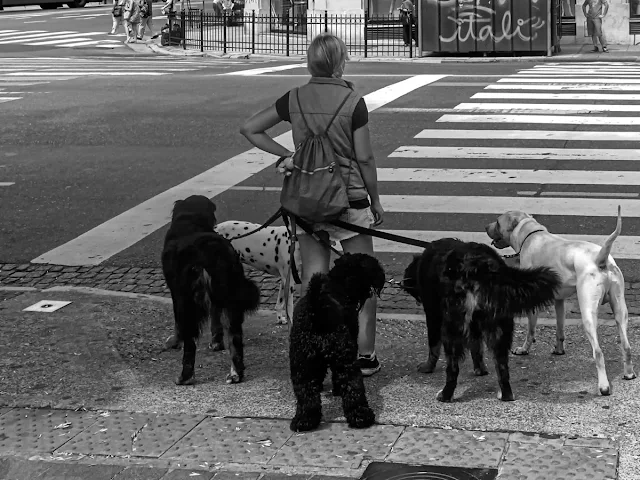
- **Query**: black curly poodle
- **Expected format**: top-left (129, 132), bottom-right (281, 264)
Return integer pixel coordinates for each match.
top-left (288, 253), bottom-right (386, 432)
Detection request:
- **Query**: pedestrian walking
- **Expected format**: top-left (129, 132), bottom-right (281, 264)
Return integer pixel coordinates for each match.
top-left (109, 0), bottom-right (127, 35)
top-left (138, 0), bottom-right (159, 40)
top-left (123, 0), bottom-right (143, 43)
top-left (240, 32), bottom-right (385, 377)
top-left (398, 0), bottom-right (416, 47)
top-left (583, 0), bottom-right (609, 52)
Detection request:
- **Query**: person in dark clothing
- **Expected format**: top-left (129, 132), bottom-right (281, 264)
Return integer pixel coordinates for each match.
top-left (399, 0), bottom-right (416, 47)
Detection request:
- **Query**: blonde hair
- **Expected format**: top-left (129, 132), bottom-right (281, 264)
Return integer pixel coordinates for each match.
top-left (306, 32), bottom-right (348, 78)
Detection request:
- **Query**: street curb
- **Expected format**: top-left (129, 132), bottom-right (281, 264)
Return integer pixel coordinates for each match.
top-left (129, 41), bottom-right (640, 63)
top-left (5, 285), bottom-right (640, 327)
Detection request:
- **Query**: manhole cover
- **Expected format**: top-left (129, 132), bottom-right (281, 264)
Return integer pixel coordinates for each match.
top-left (360, 462), bottom-right (498, 480)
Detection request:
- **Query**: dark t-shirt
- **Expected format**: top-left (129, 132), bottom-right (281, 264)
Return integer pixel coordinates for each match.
top-left (275, 91), bottom-right (369, 131)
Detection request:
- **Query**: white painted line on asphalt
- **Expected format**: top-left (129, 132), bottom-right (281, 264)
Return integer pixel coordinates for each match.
top-left (486, 84), bottom-right (640, 91)
top-left (0, 97), bottom-right (22, 103)
top-left (472, 92), bottom-right (640, 101)
top-left (370, 230), bottom-right (640, 258)
top-left (23, 20), bottom-right (48, 24)
top-left (222, 63), bottom-right (307, 76)
top-left (0, 30), bottom-right (19, 34)
top-left (517, 191), bottom-right (639, 198)
top-left (0, 30), bottom-right (45, 37)
top-left (381, 107), bottom-right (606, 114)
top-left (437, 114), bottom-right (640, 126)
top-left (0, 182), bottom-right (15, 187)
top-left (389, 147), bottom-right (640, 161)
top-left (499, 78), bottom-right (640, 84)
top-left (0, 82), bottom-right (48, 86)
top-left (27, 38), bottom-right (93, 46)
top-left (414, 129), bottom-right (640, 141)
top-left (376, 169), bottom-right (640, 185)
top-left (56, 40), bottom-right (102, 47)
top-left (457, 102), bottom-right (640, 113)
top-left (32, 74), bottom-right (446, 266)
top-left (5, 72), bottom-right (168, 76)
top-left (379, 195), bottom-right (638, 217)
top-left (0, 32), bottom-right (87, 44)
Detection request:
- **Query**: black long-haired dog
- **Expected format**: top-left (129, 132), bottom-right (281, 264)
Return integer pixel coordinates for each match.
top-left (289, 253), bottom-right (386, 432)
top-left (161, 195), bottom-right (260, 385)
top-left (401, 238), bottom-right (560, 402)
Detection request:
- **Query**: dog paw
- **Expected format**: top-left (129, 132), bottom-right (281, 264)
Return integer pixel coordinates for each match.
top-left (623, 372), bottom-right (637, 380)
top-left (175, 373), bottom-right (195, 386)
top-left (225, 372), bottom-right (243, 384)
top-left (552, 347), bottom-right (565, 355)
top-left (290, 414), bottom-right (321, 432)
top-left (165, 335), bottom-right (182, 350)
top-left (208, 340), bottom-right (225, 351)
top-left (599, 385), bottom-right (612, 396)
top-left (347, 406), bottom-right (375, 429)
top-left (512, 347), bottom-right (530, 356)
top-left (276, 316), bottom-right (289, 325)
top-left (435, 389), bottom-right (453, 403)
top-left (417, 359), bottom-right (438, 374)
top-left (498, 390), bottom-right (515, 401)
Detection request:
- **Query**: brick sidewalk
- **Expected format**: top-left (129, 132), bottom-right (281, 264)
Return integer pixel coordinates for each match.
top-left (2, 262), bottom-right (640, 319)
top-left (0, 407), bottom-right (619, 479)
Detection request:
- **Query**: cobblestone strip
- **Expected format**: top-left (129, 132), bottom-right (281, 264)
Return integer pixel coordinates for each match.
top-left (3, 263), bottom-right (640, 318)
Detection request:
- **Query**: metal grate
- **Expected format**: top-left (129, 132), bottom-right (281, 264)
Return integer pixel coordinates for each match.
top-left (360, 462), bottom-right (498, 480)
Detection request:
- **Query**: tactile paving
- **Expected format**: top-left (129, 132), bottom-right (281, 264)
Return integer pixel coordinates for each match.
top-left (564, 436), bottom-right (617, 449)
top-left (58, 411), bottom-right (158, 456)
top-left (269, 422), bottom-right (404, 469)
top-left (162, 417), bottom-right (293, 465)
top-left (386, 427), bottom-right (508, 469)
top-left (361, 461), bottom-right (498, 480)
top-left (0, 408), bottom-right (99, 454)
top-left (130, 413), bottom-right (206, 457)
top-left (499, 441), bottom-right (618, 480)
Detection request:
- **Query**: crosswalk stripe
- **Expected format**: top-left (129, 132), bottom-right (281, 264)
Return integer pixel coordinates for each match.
top-left (414, 129), bottom-right (640, 141)
top-left (27, 38), bottom-right (94, 46)
top-left (457, 102), bottom-right (640, 112)
top-left (376, 169), bottom-right (640, 185)
top-left (486, 84), bottom-right (640, 91)
top-left (472, 92), bottom-right (640, 101)
top-left (0, 98), bottom-right (22, 103)
top-left (56, 40), bottom-right (102, 47)
top-left (0, 30), bottom-right (46, 38)
top-left (389, 147), bottom-right (640, 161)
top-left (4, 72), bottom-right (169, 76)
top-left (0, 32), bottom-right (88, 44)
top-left (380, 195), bottom-right (637, 217)
top-left (499, 78), bottom-right (640, 84)
top-left (437, 114), bottom-right (640, 125)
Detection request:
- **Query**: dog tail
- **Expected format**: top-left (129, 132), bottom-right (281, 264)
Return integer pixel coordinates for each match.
top-left (173, 264), bottom-right (215, 342)
top-left (595, 205), bottom-right (622, 270)
top-left (489, 264), bottom-right (561, 317)
top-left (229, 275), bottom-right (260, 313)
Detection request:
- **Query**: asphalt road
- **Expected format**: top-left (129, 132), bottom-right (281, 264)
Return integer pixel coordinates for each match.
top-left (2, 24), bottom-right (640, 278)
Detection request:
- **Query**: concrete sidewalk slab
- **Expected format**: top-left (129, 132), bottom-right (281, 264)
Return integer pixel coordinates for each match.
top-left (0, 289), bottom-right (638, 478)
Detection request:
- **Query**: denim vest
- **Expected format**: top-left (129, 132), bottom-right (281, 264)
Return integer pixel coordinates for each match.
top-left (289, 77), bottom-right (368, 204)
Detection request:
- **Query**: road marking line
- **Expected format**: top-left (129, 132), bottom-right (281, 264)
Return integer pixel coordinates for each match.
top-left (389, 147), bottom-right (640, 162)
top-left (472, 92), bottom-right (640, 101)
top-left (0, 32), bottom-right (88, 44)
top-left (4, 72), bottom-right (168, 76)
top-left (517, 191), bottom-right (639, 198)
top-left (456, 102), bottom-right (640, 113)
top-left (379, 195), bottom-right (639, 216)
top-left (32, 74), bottom-right (446, 266)
top-left (222, 63), bottom-right (307, 76)
top-left (376, 169), bottom-right (640, 185)
top-left (414, 129), bottom-right (640, 141)
top-left (486, 84), bottom-right (640, 91)
top-left (27, 38), bottom-right (94, 46)
top-left (0, 97), bottom-right (22, 103)
top-left (0, 182), bottom-right (15, 186)
top-left (23, 21), bottom-right (48, 24)
top-left (55, 40), bottom-right (102, 47)
top-left (499, 78), bottom-right (640, 84)
top-left (369, 230), bottom-right (640, 258)
top-left (0, 30), bottom-right (45, 37)
top-left (380, 107), bottom-right (615, 115)
top-left (437, 114), bottom-right (640, 126)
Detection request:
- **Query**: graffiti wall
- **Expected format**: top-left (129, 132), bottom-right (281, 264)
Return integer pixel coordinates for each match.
top-left (421, 0), bottom-right (549, 53)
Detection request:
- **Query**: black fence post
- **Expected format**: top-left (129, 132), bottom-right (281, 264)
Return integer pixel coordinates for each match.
top-left (200, 9), bottom-right (204, 52)
top-left (181, 11), bottom-right (186, 49)
top-left (286, 12), bottom-right (290, 56)
top-left (324, 10), bottom-right (328, 32)
top-left (251, 10), bottom-right (256, 54)
top-left (364, 11), bottom-right (368, 58)
top-left (223, 11), bottom-right (227, 53)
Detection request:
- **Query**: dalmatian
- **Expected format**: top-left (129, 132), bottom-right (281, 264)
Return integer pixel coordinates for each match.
top-left (215, 221), bottom-right (301, 325)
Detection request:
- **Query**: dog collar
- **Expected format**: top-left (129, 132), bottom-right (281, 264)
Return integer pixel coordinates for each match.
top-left (502, 228), bottom-right (546, 259)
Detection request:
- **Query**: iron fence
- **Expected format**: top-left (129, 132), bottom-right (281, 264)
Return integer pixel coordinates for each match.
top-left (168, 10), bottom-right (418, 58)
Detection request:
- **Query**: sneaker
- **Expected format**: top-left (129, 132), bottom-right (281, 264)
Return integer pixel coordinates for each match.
top-left (137, 36), bottom-right (143, 40)
top-left (603, 46), bottom-right (609, 53)
top-left (151, 33), bottom-right (160, 39)
top-left (357, 352), bottom-right (381, 377)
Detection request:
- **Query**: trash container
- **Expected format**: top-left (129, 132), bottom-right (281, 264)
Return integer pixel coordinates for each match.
top-left (420, 0), bottom-right (550, 54)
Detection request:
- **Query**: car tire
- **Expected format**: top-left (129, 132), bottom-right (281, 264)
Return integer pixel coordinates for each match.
top-left (40, 3), bottom-right (59, 8)
top-left (67, 0), bottom-right (87, 7)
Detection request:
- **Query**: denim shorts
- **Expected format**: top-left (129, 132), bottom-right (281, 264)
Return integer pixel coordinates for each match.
top-left (305, 207), bottom-right (375, 244)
